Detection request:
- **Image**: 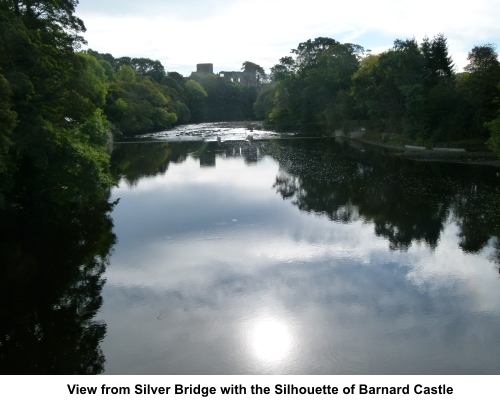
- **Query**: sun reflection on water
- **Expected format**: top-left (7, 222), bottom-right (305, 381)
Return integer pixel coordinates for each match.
top-left (247, 317), bottom-right (294, 364)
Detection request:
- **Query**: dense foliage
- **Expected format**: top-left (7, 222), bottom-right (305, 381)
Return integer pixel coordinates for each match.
top-left (0, 1), bottom-right (262, 202)
top-left (255, 36), bottom-right (500, 152)
top-left (188, 72), bottom-right (258, 122)
top-left (0, 0), bottom-right (113, 203)
top-left (0, 2), bottom-right (116, 374)
top-left (83, 50), bottom-right (261, 132)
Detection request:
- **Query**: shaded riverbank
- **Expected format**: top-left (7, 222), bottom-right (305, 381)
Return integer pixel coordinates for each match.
top-left (123, 121), bottom-right (500, 166)
top-left (333, 135), bottom-right (500, 166)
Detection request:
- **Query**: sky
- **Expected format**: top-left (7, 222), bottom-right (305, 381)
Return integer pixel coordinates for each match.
top-left (76, 0), bottom-right (500, 76)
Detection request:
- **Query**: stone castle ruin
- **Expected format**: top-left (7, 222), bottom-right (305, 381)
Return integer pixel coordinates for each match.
top-left (196, 63), bottom-right (214, 75)
top-left (195, 63), bottom-right (272, 88)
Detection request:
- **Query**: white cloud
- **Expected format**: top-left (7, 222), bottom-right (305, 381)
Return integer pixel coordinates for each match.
top-left (78, 0), bottom-right (499, 74)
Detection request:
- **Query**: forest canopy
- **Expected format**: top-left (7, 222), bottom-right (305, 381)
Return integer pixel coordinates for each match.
top-left (0, 0), bottom-right (262, 204)
top-left (255, 36), bottom-right (500, 153)
top-left (1, 1), bottom-right (500, 207)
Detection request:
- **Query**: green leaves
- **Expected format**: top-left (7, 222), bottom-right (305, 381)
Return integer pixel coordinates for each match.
top-left (0, 74), bottom-right (16, 193)
top-left (266, 38), bottom-right (364, 132)
top-left (0, 6), bottom-right (114, 203)
top-left (105, 74), bottom-right (178, 135)
top-left (184, 79), bottom-right (208, 122)
top-left (486, 118), bottom-right (500, 155)
top-left (261, 34), bottom-right (500, 146)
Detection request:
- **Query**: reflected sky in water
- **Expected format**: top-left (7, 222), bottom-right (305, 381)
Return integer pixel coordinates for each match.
top-left (100, 139), bottom-right (500, 374)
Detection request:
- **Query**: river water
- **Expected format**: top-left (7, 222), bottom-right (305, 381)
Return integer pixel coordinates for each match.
top-left (1, 123), bottom-right (500, 374)
top-left (98, 125), bottom-right (500, 374)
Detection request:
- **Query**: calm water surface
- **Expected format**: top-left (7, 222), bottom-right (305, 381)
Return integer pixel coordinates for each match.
top-left (99, 131), bottom-right (500, 374)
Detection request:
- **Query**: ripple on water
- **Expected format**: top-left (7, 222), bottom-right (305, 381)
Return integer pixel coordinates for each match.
top-left (327, 342), bottom-right (396, 374)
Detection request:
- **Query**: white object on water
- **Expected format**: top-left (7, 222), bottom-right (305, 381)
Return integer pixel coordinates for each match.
top-left (405, 145), bottom-right (426, 150)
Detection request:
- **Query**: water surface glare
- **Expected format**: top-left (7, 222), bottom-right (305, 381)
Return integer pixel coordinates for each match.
top-left (100, 137), bottom-right (500, 374)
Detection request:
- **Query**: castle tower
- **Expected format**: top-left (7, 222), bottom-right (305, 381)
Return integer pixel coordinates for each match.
top-left (196, 63), bottom-right (214, 75)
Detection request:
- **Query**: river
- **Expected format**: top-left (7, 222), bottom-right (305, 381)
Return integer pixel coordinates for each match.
top-left (1, 123), bottom-right (500, 374)
top-left (99, 124), bottom-right (500, 374)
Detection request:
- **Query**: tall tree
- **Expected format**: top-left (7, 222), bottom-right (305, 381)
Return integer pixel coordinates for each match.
top-left (131, 58), bottom-right (166, 83)
top-left (184, 79), bottom-right (208, 122)
top-left (242, 61), bottom-right (265, 76)
top-left (465, 44), bottom-right (500, 74)
top-left (3, 0), bottom-right (86, 45)
top-left (0, 1), bottom-right (113, 203)
top-left (291, 37), bottom-right (340, 70)
top-left (421, 34), bottom-right (454, 88)
top-left (461, 44), bottom-right (500, 133)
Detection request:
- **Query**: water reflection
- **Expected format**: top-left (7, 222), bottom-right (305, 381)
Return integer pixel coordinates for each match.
top-left (101, 138), bottom-right (500, 374)
top-left (246, 316), bottom-right (294, 365)
top-left (0, 196), bottom-right (115, 374)
top-left (111, 138), bottom-right (500, 258)
top-left (264, 138), bottom-right (500, 255)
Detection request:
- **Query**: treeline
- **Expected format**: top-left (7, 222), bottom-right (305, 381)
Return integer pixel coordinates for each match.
top-left (84, 50), bottom-right (259, 135)
top-left (0, 2), bottom-right (116, 373)
top-left (0, 1), bottom-right (113, 203)
top-left (0, 1), bottom-right (258, 203)
top-left (255, 36), bottom-right (500, 152)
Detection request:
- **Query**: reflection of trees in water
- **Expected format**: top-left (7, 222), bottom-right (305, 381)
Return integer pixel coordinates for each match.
top-left (110, 138), bottom-right (500, 258)
top-left (110, 142), bottom-right (198, 186)
top-left (264, 139), bottom-right (500, 255)
top-left (451, 183), bottom-right (500, 253)
top-left (111, 141), bottom-right (265, 186)
top-left (0, 196), bottom-right (116, 374)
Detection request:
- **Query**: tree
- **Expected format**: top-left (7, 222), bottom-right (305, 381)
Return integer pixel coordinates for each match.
top-left (242, 61), bottom-right (266, 81)
top-left (0, 74), bottom-right (16, 194)
top-left (242, 61), bottom-right (265, 74)
top-left (75, 53), bottom-right (108, 107)
top-left (291, 37), bottom-right (340, 69)
top-left (353, 50), bottom-right (408, 134)
top-left (253, 85), bottom-right (278, 120)
top-left (485, 83), bottom-right (500, 156)
top-left (3, 0), bottom-right (86, 46)
top-left (421, 34), bottom-right (454, 88)
top-left (461, 44), bottom-right (500, 133)
top-left (486, 114), bottom-right (500, 155)
top-left (130, 58), bottom-right (165, 83)
top-left (184, 80), bottom-right (208, 122)
top-left (266, 38), bottom-right (365, 132)
top-left (465, 44), bottom-right (500, 74)
top-left (106, 72), bottom-right (177, 135)
top-left (303, 43), bottom-right (363, 131)
top-left (270, 56), bottom-right (297, 82)
top-left (352, 39), bottom-right (428, 137)
top-left (0, 4), bottom-right (113, 203)
top-left (167, 71), bottom-right (186, 87)
top-left (117, 65), bottom-right (136, 83)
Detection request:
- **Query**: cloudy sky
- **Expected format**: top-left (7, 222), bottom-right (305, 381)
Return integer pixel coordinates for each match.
top-left (77, 0), bottom-right (500, 76)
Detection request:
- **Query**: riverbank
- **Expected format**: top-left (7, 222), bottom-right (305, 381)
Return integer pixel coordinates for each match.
top-left (120, 121), bottom-right (500, 167)
top-left (335, 134), bottom-right (500, 167)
